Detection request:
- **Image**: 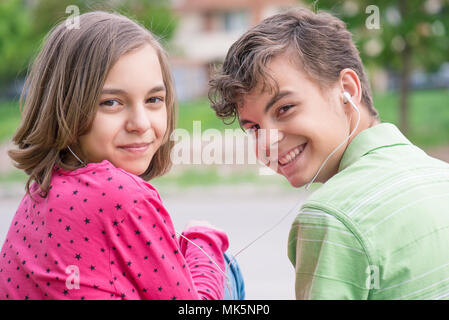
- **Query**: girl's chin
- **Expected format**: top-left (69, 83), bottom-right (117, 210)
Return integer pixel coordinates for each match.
top-left (117, 161), bottom-right (151, 176)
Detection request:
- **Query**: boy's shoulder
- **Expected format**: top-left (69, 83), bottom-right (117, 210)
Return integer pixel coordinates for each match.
top-left (304, 123), bottom-right (449, 217)
top-left (301, 139), bottom-right (449, 233)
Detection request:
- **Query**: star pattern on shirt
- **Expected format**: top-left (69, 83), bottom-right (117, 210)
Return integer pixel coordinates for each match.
top-left (0, 161), bottom-right (226, 300)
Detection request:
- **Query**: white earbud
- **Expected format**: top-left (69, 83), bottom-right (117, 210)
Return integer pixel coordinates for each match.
top-left (342, 91), bottom-right (360, 115)
top-left (342, 91), bottom-right (351, 103)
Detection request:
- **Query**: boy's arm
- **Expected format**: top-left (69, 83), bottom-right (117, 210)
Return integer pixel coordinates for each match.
top-left (288, 208), bottom-right (372, 300)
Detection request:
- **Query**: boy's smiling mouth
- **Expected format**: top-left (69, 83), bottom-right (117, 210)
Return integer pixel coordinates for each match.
top-left (278, 142), bottom-right (307, 166)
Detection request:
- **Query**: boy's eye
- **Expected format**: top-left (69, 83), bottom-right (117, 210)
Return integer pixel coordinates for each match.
top-left (277, 105), bottom-right (293, 116)
top-left (246, 124), bottom-right (260, 133)
top-left (100, 99), bottom-right (120, 107)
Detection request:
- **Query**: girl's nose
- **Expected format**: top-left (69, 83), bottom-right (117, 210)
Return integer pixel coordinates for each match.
top-left (125, 104), bottom-right (151, 133)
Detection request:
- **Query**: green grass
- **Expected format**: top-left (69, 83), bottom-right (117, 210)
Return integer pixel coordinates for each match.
top-left (151, 167), bottom-right (291, 189)
top-left (177, 98), bottom-right (240, 132)
top-left (0, 100), bottom-right (21, 142)
top-left (374, 89), bottom-right (449, 147)
top-left (0, 169), bottom-right (27, 185)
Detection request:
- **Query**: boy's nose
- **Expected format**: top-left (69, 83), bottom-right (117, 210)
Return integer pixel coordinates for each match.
top-left (255, 128), bottom-right (284, 161)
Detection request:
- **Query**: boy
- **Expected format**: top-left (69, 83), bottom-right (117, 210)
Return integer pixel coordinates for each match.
top-left (209, 8), bottom-right (449, 299)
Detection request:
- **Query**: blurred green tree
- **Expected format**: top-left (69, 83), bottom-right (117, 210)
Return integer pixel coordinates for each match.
top-left (305, 0), bottom-right (449, 134)
top-left (0, 0), bottom-right (34, 85)
top-left (0, 0), bottom-right (177, 88)
top-left (116, 0), bottom-right (178, 43)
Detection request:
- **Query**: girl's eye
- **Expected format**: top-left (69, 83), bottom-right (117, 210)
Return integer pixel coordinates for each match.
top-left (277, 105), bottom-right (293, 116)
top-left (100, 99), bottom-right (120, 107)
top-left (147, 97), bottom-right (164, 104)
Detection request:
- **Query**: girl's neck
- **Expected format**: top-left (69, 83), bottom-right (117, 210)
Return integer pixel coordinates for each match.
top-left (64, 146), bottom-right (87, 168)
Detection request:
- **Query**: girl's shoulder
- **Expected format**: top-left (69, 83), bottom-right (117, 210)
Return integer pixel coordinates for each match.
top-left (51, 159), bottom-right (161, 203)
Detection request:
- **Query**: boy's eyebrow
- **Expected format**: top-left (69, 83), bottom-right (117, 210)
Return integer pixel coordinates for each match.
top-left (264, 90), bottom-right (293, 113)
top-left (239, 119), bottom-right (253, 127)
top-left (101, 85), bottom-right (166, 95)
top-left (238, 90), bottom-right (294, 126)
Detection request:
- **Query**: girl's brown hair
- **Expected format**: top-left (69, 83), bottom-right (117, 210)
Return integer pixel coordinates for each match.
top-left (209, 7), bottom-right (379, 123)
top-left (8, 11), bottom-right (176, 199)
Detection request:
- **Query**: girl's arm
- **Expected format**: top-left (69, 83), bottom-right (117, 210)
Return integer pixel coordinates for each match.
top-left (105, 194), bottom-right (228, 300)
top-left (179, 225), bottom-right (229, 300)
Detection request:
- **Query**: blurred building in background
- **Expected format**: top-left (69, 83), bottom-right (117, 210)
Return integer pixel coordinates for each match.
top-left (169, 0), bottom-right (296, 101)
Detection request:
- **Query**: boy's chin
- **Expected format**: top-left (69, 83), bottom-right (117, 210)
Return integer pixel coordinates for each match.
top-left (280, 172), bottom-right (307, 188)
top-left (288, 179), bottom-right (306, 188)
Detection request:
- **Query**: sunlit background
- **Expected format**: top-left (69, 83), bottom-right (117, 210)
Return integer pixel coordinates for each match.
top-left (0, 0), bottom-right (448, 299)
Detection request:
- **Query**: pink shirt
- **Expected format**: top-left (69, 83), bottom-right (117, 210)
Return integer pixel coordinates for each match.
top-left (0, 160), bottom-right (228, 300)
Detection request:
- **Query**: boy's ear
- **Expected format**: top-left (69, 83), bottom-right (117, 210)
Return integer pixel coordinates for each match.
top-left (339, 68), bottom-right (362, 106)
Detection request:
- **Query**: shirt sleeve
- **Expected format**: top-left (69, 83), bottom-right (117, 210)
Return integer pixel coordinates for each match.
top-left (179, 226), bottom-right (229, 300)
top-left (287, 207), bottom-right (372, 300)
top-left (105, 191), bottom-right (228, 300)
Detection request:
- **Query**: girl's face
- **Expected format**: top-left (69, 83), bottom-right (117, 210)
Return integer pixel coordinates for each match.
top-left (79, 44), bottom-right (167, 176)
top-left (238, 54), bottom-right (353, 188)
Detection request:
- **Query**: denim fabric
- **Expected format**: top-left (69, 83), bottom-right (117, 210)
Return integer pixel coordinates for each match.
top-left (223, 252), bottom-right (245, 300)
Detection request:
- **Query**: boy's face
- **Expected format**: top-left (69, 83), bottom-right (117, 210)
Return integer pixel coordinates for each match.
top-left (79, 43), bottom-right (167, 176)
top-left (238, 54), bottom-right (352, 187)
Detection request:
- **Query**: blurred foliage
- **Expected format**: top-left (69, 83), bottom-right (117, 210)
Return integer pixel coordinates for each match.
top-left (115, 0), bottom-right (178, 43)
top-left (305, 0), bottom-right (449, 133)
top-left (0, 0), bottom-right (177, 85)
top-left (0, 0), bottom-right (33, 85)
top-left (176, 98), bottom-right (240, 132)
top-left (307, 0), bottom-right (449, 71)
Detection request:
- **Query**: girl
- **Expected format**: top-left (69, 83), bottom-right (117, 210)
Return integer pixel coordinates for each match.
top-left (0, 11), bottom-right (234, 300)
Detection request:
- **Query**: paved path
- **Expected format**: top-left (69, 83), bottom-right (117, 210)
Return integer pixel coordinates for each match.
top-left (0, 184), bottom-right (308, 300)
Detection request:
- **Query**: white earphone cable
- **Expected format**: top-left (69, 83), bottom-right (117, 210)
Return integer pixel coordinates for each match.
top-left (305, 93), bottom-right (360, 190)
top-left (176, 231), bottom-right (234, 299)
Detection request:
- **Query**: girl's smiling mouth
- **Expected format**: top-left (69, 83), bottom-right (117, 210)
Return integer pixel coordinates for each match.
top-left (118, 142), bottom-right (151, 154)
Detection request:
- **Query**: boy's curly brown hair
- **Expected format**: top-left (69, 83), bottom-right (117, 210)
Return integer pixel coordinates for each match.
top-left (209, 7), bottom-right (379, 124)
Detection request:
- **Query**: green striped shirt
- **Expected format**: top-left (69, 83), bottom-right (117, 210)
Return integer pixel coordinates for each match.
top-left (288, 123), bottom-right (449, 299)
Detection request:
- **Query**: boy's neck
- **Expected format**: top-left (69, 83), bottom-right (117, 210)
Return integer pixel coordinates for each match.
top-left (347, 104), bottom-right (380, 146)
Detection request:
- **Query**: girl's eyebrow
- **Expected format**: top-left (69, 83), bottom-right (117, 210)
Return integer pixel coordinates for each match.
top-left (101, 85), bottom-right (166, 95)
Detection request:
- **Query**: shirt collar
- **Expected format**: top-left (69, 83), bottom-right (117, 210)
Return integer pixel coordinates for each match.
top-left (338, 122), bottom-right (412, 172)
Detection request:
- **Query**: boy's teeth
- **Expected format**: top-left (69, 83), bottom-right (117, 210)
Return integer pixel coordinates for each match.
top-left (279, 144), bottom-right (306, 165)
